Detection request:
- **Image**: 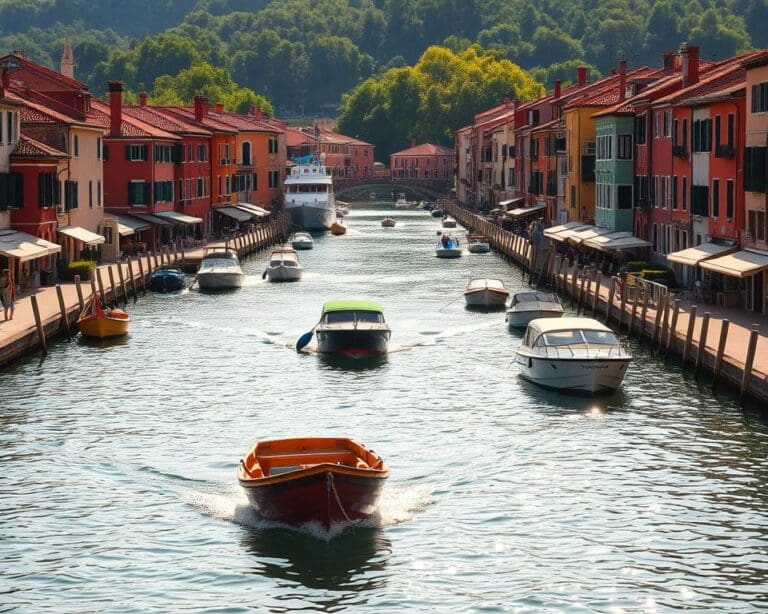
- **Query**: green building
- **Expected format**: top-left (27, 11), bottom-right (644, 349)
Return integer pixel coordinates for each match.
top-left (593, 115), bottom-right (635, 232)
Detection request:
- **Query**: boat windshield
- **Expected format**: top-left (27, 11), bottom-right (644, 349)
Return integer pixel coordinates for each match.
top-left (325, 310), bottom-right (384, 324)
top-left (515, 292), bottom-right (557, 303)
top-left (539, 330), bottom-right (619, 346)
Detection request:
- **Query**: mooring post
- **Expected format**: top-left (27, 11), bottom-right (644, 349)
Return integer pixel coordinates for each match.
top-left (117, 263), bottom-right (128, 306)
top-left (712, 319), bottom-right (730, 387)
top-left (74, 274), bottom-right (84, 311)
top-left (55, 284), bottom-right (71, 340)
top-left (107, 266), bottom-right (117, 305)
top-left (592, 272), bottom-right (602, 313)
top-left (740, 324), bottom-right (759, 402)
top-left (618, 281), bottom-right (628, 334)
top-left (665, 299), bottom-right (680, 358)
top-left (695, 312), bottom-right (711, 373)
top-left (628, 287), bottom-right (639, 338)
top-left (96, 268), bottom-right (107, 305)
top-left (652, 294), bottom-right (667, 347)
top-left (31, 295), bottom-right (47, 355)
top-left (137, 257), bottom-right (147, 294)
top-left (682, 305), bottom-right (697, 365)
top-left (605, 277), bottom-right (617, 323)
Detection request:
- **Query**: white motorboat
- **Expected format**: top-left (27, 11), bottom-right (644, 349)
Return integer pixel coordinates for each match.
top-left (464, 278), bottom-right (509, 308)
top-left (442, 217), bottom-right (457, 228)
top-left (515, 317), bottom-right (632, 393)
top-left (395, 197), bottom-right (415, 209)
top-left (435, 235), bottom-right (462, 258)
top-left (381, 217), bottom-right (396, 227)
top-left (506, 291), bottom-right (565, 329)
top-left (265, 247), bottom-right (303, 282)
top-left (336, 202), bottom-right (350, 216)
top-left (196, 247), bottom-right (244, 290)
top-left (290, 232), bottom-right (314, 250)
top-left (467, 239), bottom-right (490, 253)
top-left (284, 155), bottom-right (335, 230)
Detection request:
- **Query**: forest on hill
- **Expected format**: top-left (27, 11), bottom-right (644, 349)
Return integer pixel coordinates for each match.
top-left (1, 0), bottom-right (765, 154)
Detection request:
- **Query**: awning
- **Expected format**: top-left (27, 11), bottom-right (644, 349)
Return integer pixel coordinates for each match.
top-left (505, 203), bottom-right (547, 218)
top-left (105, 215), bottom-right (150, 237)
top-left (567, 225), bottom-right (615, 244)
top-left (58, 225), bottom-right (105, 246)
top-left (699, 249), bottom-right (768, 278)
top-left (667, 242), bottom-right (737, 267)
top-left (235, 203), bottom-right (270, 217)
top-left (583, 232), bottom-right (651, 251)
top-left (130, 213), bottom-right (172, 226)
top-left (499, 197), bottom-right (526, 208)
top-left (0, 230), bottom-right (61, 262)
top-left (543, 222), bottom-right (591, 240)
top-left (217, 207), bottom-right (252, 222)
top-left (153, 211), bottom-right (203, 225)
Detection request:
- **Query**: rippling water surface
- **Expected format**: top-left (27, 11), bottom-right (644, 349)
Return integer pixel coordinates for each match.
top-left (2, 204), bottom-right (768, 612)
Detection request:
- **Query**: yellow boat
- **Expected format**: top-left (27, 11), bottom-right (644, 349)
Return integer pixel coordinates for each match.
top-left (77, 296), bottom-right (130, 339)
top-left (331, 221), bottom-right (347, 235)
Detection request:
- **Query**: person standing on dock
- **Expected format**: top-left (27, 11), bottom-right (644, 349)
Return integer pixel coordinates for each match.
top-left (0, 269), bottom-right (15, 321)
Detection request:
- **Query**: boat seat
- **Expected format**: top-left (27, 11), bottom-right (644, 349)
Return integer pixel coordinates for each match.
top-left (257, 451), bottom-right (358, 467)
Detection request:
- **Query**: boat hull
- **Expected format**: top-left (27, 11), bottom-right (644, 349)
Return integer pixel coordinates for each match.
top-left (435, 247), bottom-right (462, 258)
top-left (266, 265), bottom-right (302, 282)
top-left (316, 329), bottom-right (390, 357)
top-left (506, 308), bottom-right (564, 329)
top-left (287, 204), bottom-right (335, 230)
top-left (465, 288), bottom-right (509, 307)
top-left (149, 272), bottom-right (186, 292)
top-left (197, 271), bottom-right (244, 289)
top-left (240, 466), bottom-right (386, 529)
top-left (515, 353), bottom-right (631, 393)
top-left (291, 240), bottom-right (314, 250)
top-left (442, 219), bottom-right (457, 228)
top-left (467, 242), bottom-right (490, 254)
top-left (77, 313), bottom-right (130, 339)
top-left (331, 222), bottom-right (347, 235)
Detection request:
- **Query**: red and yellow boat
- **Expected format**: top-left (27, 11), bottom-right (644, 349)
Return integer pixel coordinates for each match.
top-left (77, 296), bottom-right (130, 339)
top-left (238, 437), bottom-right (388, 529)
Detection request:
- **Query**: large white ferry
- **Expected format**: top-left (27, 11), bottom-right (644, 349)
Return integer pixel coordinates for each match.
top-left (284, 155), bottom-right (336, 230)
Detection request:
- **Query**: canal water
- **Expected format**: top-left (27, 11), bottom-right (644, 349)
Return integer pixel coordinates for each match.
top-left (2, 203), bottom-right (767, 612)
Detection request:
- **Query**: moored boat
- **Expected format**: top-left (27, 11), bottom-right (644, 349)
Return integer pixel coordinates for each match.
top-left (331, 220), bottom-right (347, 235)
top-left (284, 155), bottom-right (336, 230)
top-left (290, 232), bottom-right (314, 250)
top-left (196, 247), bottom-right (244, 290)
top-left (506, 291), bottom-right (564, 329)
top-left (238, 437), bottom-right (389, 530)
top-left (77, 296), bottom-right (130, 339)
top-left (515, 317), bottom-right (632, 393)
top-left (430, 208), bottom-right (445, 217)
top-left (442, 216), bottom-right (457, 228)
top-left (265, 247), bottom-right (303, 282)
top-left (315, 299), bottom-right (391, 357)
top-left (381, 217), bottom-right (396, 227)
top-left (395, 198), bottom-right (414, 209)
top-left (435, 234), bottom-right (462, 258)
top-left (464, 278), bottom-right (509, 308)
top-left (149, 265), bottom-right (187, 292)
top-left (467, 238), bottom-right (491, 254)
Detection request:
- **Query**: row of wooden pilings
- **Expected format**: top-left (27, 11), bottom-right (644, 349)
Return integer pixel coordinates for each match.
top-left (444, 202), bottom-right (764, 404)
top-left (24, 212), bottom-right (291, 358)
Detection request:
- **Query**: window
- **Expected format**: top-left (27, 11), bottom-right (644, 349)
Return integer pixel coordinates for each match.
top-left (596, 135), bottom-right (612, 160)
top-left (672, 176), bottom-right (678, 210)
top-left (751, 81), bottom-right (768, 113)
top-left (198, 144), bottom-right (206, 162)
top-left (618, 134), bottom-right (632, 159)
top-left (126, 145), bottom-right (148, 161)
top-left (692, 119), bottom-right (712, 152)
top-left (748, 210), bottom-right (766, 241)
top-left (654, 112), bottom-right (660, 138)
top-left (102, 144), bottom-right (109, 161)
top-left (691, 185), bottom-right (709, 216)
top-left (188, 144), bottom-right (194, 162)
top-left (153, 144), bottom-right (172, 163)
top-left (635, 175), bottom-right (648, 206)
top-left (225, 175), bottom-right (231, 195)
top-left (7, 111), bottom-right (15, 144)
top-left (153, 180), bottom-right (173, 203)
top-left (97, 180), bottom-right (102, 207)
top-left (197, 177), bottom-right (203, 198)
top-left (72, 134), bottom-right (79, 158)
top-left (96, 137), bottom-right (101, 160)
top-left (682, 176), bottom-right (688, 211)
top-left (128, 181), bottom-right (150, 206)
top-left (179, 179), bottom-right (184, 201)
top-left (268, 171), bottom-right (279, 188)
top-left (88, 180), bottom-right (93, 208)
top-left (664, 111), bottom-right (672, 137)
top-left (38, 172), bottom-right (60, 207)
top-left (727, 114), bottom-right (734, 148)
top-left (635, 114), bottom-right (646, 145)
top-left (242, 142), bottom-right (252, 166)
top-left (745, 147), bottom-right (767, 192)
top-left (715, 115), bottom-right (721, 147)
top-left (673, 118), bottom-right (679, 146)
top-left (0, 111), bottom-right (3, 144)
top-left (64, 180), bottom-right (78, 210)
top-left (652, 223), bottom-right (658, 252)
top-left (529, 138), bottom-right (539, 158)
top-left (682, 118), bottom-right (688, 151)
top-left (726, 180), bottom-right (734, 220)
top-left (268, 138), bottom-right (278, 154)
top-left (712, 179), bottom-right (720, 218)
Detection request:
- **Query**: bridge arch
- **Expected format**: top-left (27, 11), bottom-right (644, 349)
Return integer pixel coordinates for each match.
top-left (334, 178), bottom-right (452, 202)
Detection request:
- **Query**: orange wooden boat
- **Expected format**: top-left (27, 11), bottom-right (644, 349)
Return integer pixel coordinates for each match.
top-left (238, 437), bottom-right (388, 529)
top-left (77, 296), bottom-right (130, 339)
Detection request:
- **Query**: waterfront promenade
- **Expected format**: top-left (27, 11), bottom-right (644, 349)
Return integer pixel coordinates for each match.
top-left (445, 202), bottom-right (768, 404)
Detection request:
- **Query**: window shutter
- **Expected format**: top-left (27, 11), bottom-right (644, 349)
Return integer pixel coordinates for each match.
top-left (745, 147), bottom-right (753, 191)
top-left (143, 182), bottom-right (151, 204)
top-left (103, 144), bottom-right (109, 161)
top-left (125, 145), bottom-right (131, 160)
top-left (39, 173), bottom-right (46, 207)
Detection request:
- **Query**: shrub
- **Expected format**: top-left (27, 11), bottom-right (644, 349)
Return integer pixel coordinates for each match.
top-left (61, 260), bottom-right (97, 281)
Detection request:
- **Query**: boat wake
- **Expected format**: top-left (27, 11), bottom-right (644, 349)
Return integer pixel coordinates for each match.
top-left (185, 481), bottom-right (433, 541)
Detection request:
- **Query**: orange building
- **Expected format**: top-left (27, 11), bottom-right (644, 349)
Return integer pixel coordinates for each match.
top-left (390, 143), bottom-right (454, 180)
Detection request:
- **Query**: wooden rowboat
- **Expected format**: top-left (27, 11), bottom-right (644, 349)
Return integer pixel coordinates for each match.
top-left (77, 296), bottom-right (130, 339)
top-left (331, 221), bottom-right (347, 235)
top-left (238, 437), bottom-right (388, 529)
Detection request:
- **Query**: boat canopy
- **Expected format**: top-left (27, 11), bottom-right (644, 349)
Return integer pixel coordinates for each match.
top-left (322, 299), bottom-right (383, 314)
top-left (527, 317), bottom-right (612, 336)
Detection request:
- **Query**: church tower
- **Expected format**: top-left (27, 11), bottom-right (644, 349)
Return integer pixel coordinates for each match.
top-left (61, 40), bottom-right (74, 79)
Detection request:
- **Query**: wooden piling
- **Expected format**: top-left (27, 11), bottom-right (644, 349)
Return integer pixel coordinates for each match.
top-left (695, 312), bottom-right (711, 373)
top-left (570, 265), bottom-right (579, 304)
top-left (55, 284), bottom-right (71, 340)
top-left (712, 319), bottom-right (730, 386)
top-left (31, 295), bottom-right (47, 355)
top-left (137, 257), bottom-right (147, 294)
top-left (740, 325), bottom-right (760, 402)
top-left (658, 296), bottom-right (672, 352)
top-left (682, 305), bottom-right (697, 365)
top-left (592, 272), bottom-right (602, 313)
top-left (74, 274), bottom-right (84, 311)
top-left (639, 288), bottom-right (650, 339)
top-left (652, 294), bottom-right (667, 347)
top-left (628, 287), bottom-right (639, 338)
top-left (605, 277), bottom-right (617, 323)
top-left (107, 266), bottom-right (117, 305)
top-left (618, 281), bottom-right (628, 334)
top-left (578, 270), bottom-right (588, 313)
top-left (127, 259), bottom-right (138, 301)
top-left (96, 268), bottom-right (107, 304)
top-left (117, 263), bottom-right (128, 306)
top-left (665, 299), bottom-right (680, 358)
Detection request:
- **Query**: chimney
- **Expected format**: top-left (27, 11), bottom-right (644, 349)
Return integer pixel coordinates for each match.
top-left (249, 106), bottom-right (263, 120)
top-left (12, 48), bottom-right (24, 58)
top-left (61, 39), bottom-right (74, 79)
top-left (619, 60), bottom-right (627, 102)
top-left (108, 81), bottom-right (123, 137)
top-left (503, 96), bottom-right (511, 107)
top-left (215, 102), bottom-right (224, 114)
top-left (663, 51), bottom-right (676, 71)
top-left (139, 91), bottom-right (147, 107)
top-left (411, 138), bottom-right (416, 147)
top-left (194, 95), bottom-right (209, 122)
top-left (681, 43), bottom-right (700, 87)
top-left (554, 80), bottom-right (561, 99)
top-left (577, 66), bottom-right (587, 87)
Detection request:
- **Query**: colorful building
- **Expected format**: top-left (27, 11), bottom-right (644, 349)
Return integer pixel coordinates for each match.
top-left (390, 142), bottom-right (454, 181)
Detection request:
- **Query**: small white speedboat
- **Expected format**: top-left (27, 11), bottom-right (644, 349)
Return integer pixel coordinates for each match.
top-left (464, 278), bottom-right (509, 308)
top-left (435, 235), bottom-right (462, 258)
top-left (506, 291), bottom-right (564, 329)
top-left (515, 317), bottom-right (632, 393)
top-left (395, 198), bottom-right (414, 209)
top-left (265, 247), bottom-right (303, 282)
top-left (442, 217), bottom-right (457, 228)
top-left (196, 247), bottom-right (244, 290)
top-left (290, 232), bottom-right (314, 250)
top-left (467, 239), bottom-right (490, 253)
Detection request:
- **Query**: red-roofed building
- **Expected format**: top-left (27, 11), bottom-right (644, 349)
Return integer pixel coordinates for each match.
top-left (390, 142), bottom-right (454, 181)
top-left (285, 126), bottom-right (374, 180)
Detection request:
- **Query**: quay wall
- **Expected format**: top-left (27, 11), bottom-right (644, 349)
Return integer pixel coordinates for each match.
top-left (444, 202), bottom-right (768, 405)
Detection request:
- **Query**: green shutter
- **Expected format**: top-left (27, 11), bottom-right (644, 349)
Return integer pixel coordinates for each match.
top-left (126, 145), bottom-right (132, 160)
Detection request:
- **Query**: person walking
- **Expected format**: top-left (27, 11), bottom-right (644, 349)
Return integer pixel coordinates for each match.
top-left (0, 268), bottom-right (14, 321)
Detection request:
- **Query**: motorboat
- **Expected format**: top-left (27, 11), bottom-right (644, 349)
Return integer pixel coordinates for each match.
top-left (431, 209), bottom-right (445, 217)
top-left (331, 220), bottom-right (347, 235)
top-left (395, 197), bottom-right (414, 209)
top-left (381, 217), bottom-right (396, 227)
top-left (336, 205), bottom-right (350, 216)
top-left (284, 155), bottom-right (335, 230)
top-left (77, 296), bottom-right (130, 339)
top-left (196, 247), bottom-right (244, 290)
top-left (442, 216), bottom-right (457, 228)
top-left (238, 437), bottom-right (388, 530)
top-left (515, 317), bottom-right (632, 393)
top-left (369, 192), bottom-right (376, 200)
top-left (315, 299), bottom-right (391, 357)
top-left (265, 247), bottom-right (303, 282)
top-left (149, 265), bottom-right (187, 292)
top-left (506, 291), bottom-right (565, 329)
top-left (467, 237), bottom-right (491, 254)
top-left (435, 235), bottom-right (462, 258)
top-left (464, 278), bottom-right (509, 308)
top-left (290, 232), bottom-right (314, 250)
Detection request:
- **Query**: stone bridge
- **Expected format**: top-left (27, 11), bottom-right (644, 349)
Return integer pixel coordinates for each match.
top-left (334, 177), bottom-right (452, 201)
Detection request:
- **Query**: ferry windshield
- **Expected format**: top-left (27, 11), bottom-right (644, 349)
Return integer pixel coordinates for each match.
top-left (325, 311), bottom-right (384, 324)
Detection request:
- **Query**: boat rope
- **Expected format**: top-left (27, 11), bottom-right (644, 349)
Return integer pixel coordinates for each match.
top-left (326, 472), bottom-right (357, 525)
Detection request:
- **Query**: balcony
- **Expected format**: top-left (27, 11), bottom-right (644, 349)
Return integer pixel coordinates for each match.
top-left (715, 144), bottom-right (735, 159)
top-left (672, 145), bottom-right (687, 158)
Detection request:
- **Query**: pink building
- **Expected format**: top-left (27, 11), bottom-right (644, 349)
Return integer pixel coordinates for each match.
top-left (390, 143), bottom-right (454, 180)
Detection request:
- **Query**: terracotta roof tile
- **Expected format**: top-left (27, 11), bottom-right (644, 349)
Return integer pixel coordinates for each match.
top-left (155, 106), bottom-right (238, 133)
top-left (11, 133), bottom-right (68, 158)
top-left (392, 143), bottom-right (454, 156)
top-left (90, 99), bottom-right (181, 140)
top-left (124, 106), bottom-right (212, 136)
